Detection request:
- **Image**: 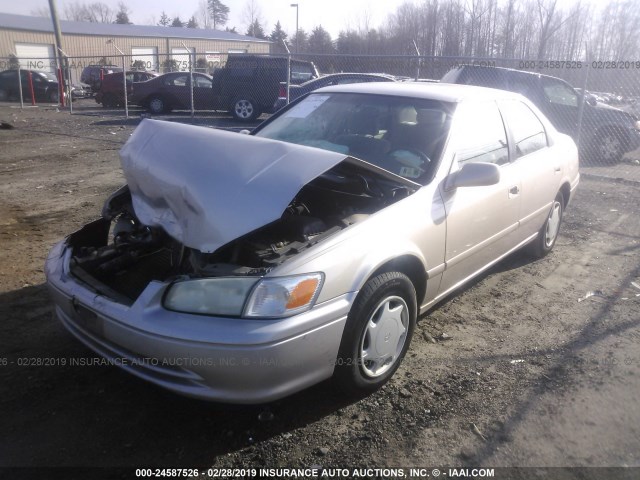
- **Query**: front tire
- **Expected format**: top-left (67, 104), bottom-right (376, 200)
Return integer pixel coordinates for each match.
top-left (595, 131), bottom-right (625, 164)
top-left (529, 191), bottom-right (564, 258)
top-left (335, 272), bottom-right (417, 395)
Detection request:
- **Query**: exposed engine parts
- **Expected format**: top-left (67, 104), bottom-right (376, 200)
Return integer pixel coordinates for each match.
top-left (68, 166), bottom-right (413, 302)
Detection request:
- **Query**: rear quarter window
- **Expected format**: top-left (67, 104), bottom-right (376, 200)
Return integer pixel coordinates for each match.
top-left (499, 100), bottom-right (548, 158)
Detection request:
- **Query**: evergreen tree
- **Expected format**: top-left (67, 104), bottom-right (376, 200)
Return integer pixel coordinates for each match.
top-left (208, 0), bottom-right (230, 29)
top-left (187, 16), bottom-right (198, 28)
top-left (270, 21), bottom-right (288, 44)
top-left (171, 16), bottom-right (184, 27)
top-left (308, 25), bottom-right (334, 53)
top-left (158, 11), bottom-right (171, 26)
top-left (246, 19), bottom-right (266, 39)
top-left (290, 29), bottom-right (309, 53)
top-left (114, 2), bottom-right (131, 24)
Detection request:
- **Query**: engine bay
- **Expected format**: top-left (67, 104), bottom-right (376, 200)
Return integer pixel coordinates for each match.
top-left (68, 164), bottom-right (415, 303)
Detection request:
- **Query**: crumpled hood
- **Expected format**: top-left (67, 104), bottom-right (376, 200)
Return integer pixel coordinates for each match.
top-left (119, 119), bottom-right (347, 253)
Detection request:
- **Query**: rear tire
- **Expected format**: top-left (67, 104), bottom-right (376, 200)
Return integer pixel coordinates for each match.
top-left (231, 98), bottom-right (261, 122)
top-left (528, 191), bottom-right (564, 258)
top-left (334, 271), bottom-right (417, 396)
top-left (102, 93), bottom-right (118, 108)
top-left (147, 96), bottom-right (168, 114)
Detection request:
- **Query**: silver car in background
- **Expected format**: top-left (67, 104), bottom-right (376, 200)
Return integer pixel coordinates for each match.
top-left (46, 83), bottom-right (579, 403)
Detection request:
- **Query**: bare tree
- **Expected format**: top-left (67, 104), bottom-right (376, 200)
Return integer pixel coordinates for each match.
top-left (30, 7), bottom-right (51, 18)
top-left (198, 0), bottom-right (211, 29)
top-left (64, 2), bottom-right (115, 23)
top-left (535, 0), bottom-right (578, 60)
top-left (242, 0), bottom-right (263, 30)
top-left (591, 0), bottom-right (640, 59)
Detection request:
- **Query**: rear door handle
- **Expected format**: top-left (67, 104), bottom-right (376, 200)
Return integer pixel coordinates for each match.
top-left (509, 185), bottom-right (520, 197)
top-left (554, 166), bottom-right (562, 173)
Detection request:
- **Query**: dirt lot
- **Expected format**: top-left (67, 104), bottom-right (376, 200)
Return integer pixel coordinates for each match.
top-left (1, 104), bottom-right (640, 477)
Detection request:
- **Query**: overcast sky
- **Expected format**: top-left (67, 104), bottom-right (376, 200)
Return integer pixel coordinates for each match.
top-left (1, 0), bottom-right (396, 38)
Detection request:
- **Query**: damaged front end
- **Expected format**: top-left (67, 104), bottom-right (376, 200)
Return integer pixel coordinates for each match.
top-left (60, 119), bottom-right (418, 309)
top-left (68, 162), bottom-right (415, 306)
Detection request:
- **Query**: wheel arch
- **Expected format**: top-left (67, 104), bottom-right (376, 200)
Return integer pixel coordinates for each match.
top-left (559, 182), bottom-right (571, 208)
top-left (594, 125), bottom-right (630, 148)
top-left (363, 254), bottom-right (427, 309)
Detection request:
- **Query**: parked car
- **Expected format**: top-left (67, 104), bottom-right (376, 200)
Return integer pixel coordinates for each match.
top-left (95, 70), bottom-right (159, 107)
top-left (273, 73), bottom-right (397, 111)
top-left (441, 65), bottom-right (640, 162)
top-left (46, 82), bottom-right (579, 403)
top-left (80, 64), bottom-right (123, 94)
top-left (129, 72), bottom-right (214, 113)
top-left (0, 69), bottom-right (62, 103)
top-left (211, 54), bottom-right (319, 121)
top-left (70, 83), bottom-right (90, 99)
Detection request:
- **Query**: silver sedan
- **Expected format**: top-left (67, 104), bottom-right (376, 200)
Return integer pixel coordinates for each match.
top-left (46, 83), bottom-right (579, 403)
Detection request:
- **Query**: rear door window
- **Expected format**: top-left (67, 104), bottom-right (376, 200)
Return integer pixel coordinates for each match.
top-left (164, 74), bottom-right (188, 86)
top-left (194, 75), bottom-right (212, 88)
top-left (542, 79), bottom-right (579, 107)
top-left (454, 101), bottom-right (509, 166)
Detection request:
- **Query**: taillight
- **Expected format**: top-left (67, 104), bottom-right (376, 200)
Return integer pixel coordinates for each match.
top-left (278, 82), bottom-right (287, 99)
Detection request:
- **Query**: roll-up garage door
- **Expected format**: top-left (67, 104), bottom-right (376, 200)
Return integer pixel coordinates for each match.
top-left (171, 47), bottom-right (195, 72)
top-left (131, 47), bottom-right (158, 71)
top-left (15, 43), bottom-right (56, 72)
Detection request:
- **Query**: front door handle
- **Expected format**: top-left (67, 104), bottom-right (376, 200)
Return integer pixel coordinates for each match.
top-left (509, 185), bottom-right (520, 197)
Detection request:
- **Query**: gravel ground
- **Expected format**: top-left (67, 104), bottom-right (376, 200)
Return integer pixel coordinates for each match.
top-left (1, 104), bottom-right (639, 477)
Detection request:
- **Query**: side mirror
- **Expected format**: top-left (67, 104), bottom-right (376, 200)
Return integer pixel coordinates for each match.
top-left (446, 162), bottom-right (500, 190)
top-left (239, 129), bottom-right (251, 135)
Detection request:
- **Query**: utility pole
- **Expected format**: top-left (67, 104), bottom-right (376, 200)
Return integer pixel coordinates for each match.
top-left (290, 4), bottom-right (299, 54)
top-left (48, 0), bottom-right (66, 106)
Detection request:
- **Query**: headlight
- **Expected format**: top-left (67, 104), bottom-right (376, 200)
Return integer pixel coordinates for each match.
top-left (163, 273), bottom-right (324, 318)
top-left (244, 273), bottom-right (324, 318)
top-left (164, 277), bottom-right (258, 316)
top-left (634, 120), bottom-right (640, 131)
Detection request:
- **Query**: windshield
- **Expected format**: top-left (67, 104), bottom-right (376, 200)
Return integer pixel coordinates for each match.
top-left (255, 92), bottom-right (453, 183)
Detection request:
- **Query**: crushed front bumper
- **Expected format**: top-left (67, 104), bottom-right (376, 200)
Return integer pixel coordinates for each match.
top-left (45, 240), bottom-right (352, 403)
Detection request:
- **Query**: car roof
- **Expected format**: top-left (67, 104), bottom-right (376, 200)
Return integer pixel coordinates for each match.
top-left (314, 81), bottom-right (522, 103)
top-left (449, 64), bottom-right (571, 83)
top-left (318, 72), bottom-right (395, 79)
top-left (159, 71), bottom-right (212, 79)
top-left (301, 72), bottom-right (395, 86)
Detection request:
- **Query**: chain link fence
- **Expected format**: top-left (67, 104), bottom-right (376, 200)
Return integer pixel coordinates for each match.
top-left (1, 52), bottom-right (639, 181)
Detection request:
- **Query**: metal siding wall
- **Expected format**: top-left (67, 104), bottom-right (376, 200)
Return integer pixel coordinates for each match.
top-left (1, 28), bottom-right (271, 62)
